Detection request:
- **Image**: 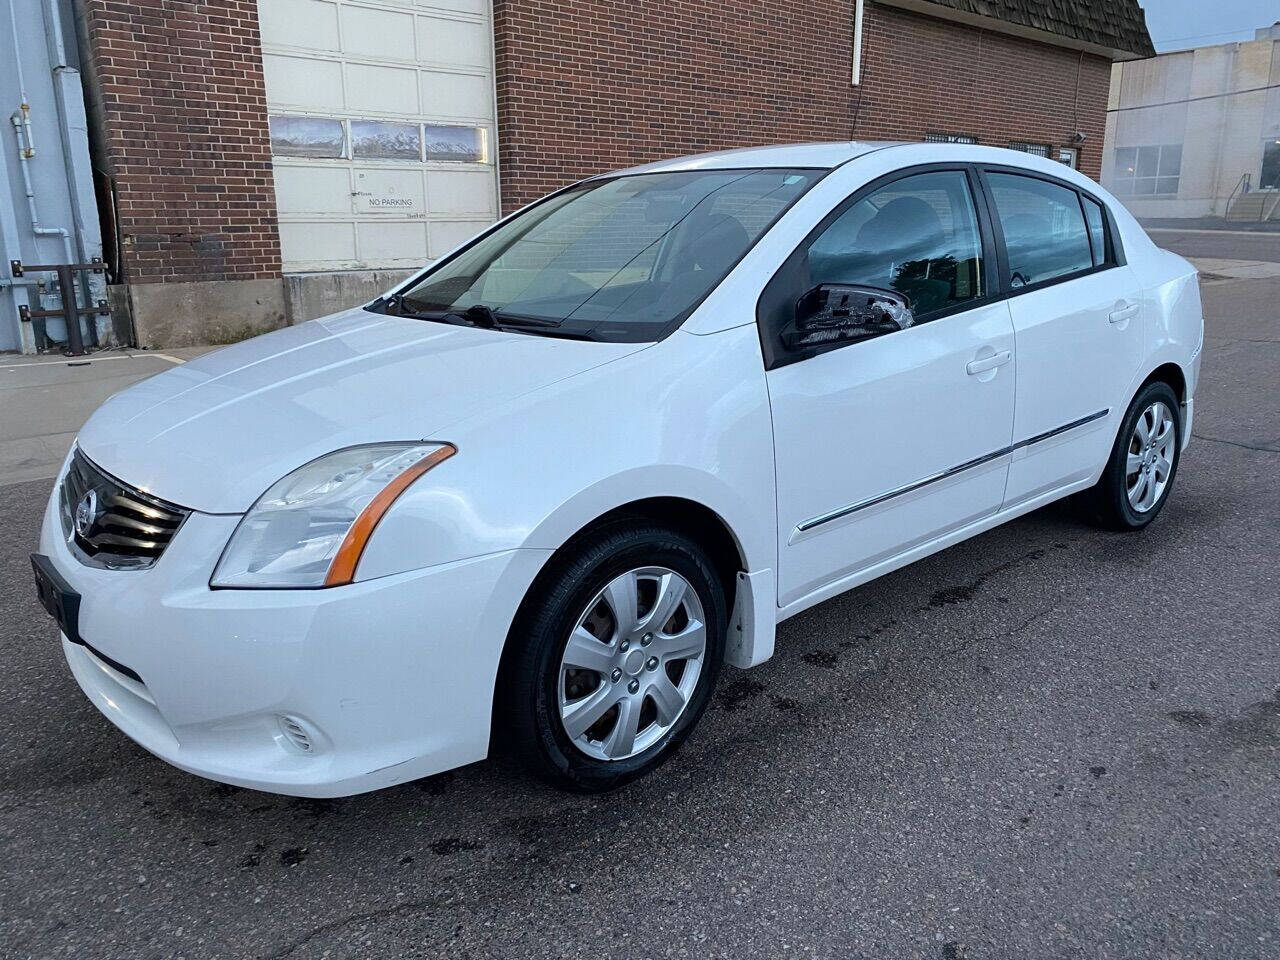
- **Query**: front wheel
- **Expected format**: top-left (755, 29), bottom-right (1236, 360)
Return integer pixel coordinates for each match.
top-left (1086, 380), bottom-right (1182, 530)
top-left (497, 524), bottom-right (727, 792)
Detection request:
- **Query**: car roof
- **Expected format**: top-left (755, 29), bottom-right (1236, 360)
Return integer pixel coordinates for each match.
top-left (612, 142), bottom-right (1099, 187)
top-left (616, 141), bottom-right (903, 174)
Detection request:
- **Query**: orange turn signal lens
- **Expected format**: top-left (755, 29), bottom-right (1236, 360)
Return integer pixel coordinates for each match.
top-left (323, 443), bottom-right (456, 586)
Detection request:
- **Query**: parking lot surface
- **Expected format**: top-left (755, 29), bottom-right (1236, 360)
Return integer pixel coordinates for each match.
top-left (2, 242), bottom-right (1277, 959)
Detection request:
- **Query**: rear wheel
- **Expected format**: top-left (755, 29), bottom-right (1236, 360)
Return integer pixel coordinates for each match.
top-left (1086, 380), bottom-right (1182, 530)
top-left (498, 524), bottom-right (726, 791)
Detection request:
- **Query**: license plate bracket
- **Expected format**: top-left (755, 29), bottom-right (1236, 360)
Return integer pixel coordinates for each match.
top-left (31, 553), bottom-right (82, 645)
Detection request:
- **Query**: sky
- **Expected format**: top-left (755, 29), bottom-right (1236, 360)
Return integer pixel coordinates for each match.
top-left (1140, 0), bottom-right (1279, 51)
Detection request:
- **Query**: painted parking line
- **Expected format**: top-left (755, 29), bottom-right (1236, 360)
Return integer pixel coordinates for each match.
top-left (0, 353), bottom-right (186, 371)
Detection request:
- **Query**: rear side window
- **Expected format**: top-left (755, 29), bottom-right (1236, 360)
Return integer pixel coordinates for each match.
top-left (1081, 195), bottom-right (1108, 267)
top-left (987, 173), bottom-right (1092, 287)
top-left (805, 170), bottom-right (985, 316)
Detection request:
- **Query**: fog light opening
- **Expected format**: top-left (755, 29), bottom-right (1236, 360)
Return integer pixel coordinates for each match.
top-left (277, 714), bottom-right (315, 755)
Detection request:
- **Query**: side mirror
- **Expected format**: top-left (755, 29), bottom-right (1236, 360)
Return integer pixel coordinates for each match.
top-left (782, 284), bottom-right (915, 350)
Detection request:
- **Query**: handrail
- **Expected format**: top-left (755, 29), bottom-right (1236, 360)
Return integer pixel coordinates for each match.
top-left (1226, 172), bottom-right (1251, 214)
top-left (1264, 191), bottom-right (1280, 223)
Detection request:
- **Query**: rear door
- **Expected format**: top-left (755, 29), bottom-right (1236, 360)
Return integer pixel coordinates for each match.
top-left (762, 167), bottom-right (1017, 608)
top-left (979, 169), bottom-right (1144, 506)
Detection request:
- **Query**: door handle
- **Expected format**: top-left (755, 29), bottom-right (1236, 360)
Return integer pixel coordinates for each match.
top-left (966, 349), bottom-right (1012, 375)
top-left (1109, 302), bottom-right (1139, 324)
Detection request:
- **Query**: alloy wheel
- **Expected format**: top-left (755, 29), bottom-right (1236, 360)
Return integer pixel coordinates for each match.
top-left (557, 566), bottom-right (706, 761)
top-left (1125, 400), bottom-right (1176, 513)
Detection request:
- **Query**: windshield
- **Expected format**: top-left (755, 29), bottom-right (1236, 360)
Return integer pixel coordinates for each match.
top-left (381, 168), bottom-right (824, 342)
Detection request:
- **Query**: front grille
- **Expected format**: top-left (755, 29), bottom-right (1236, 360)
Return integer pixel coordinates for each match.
top-left (60, 450), bottom-right (190, 569)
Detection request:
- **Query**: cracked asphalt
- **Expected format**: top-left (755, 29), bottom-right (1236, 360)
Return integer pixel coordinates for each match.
top-left (2, 236), bottom-right (1278, 959)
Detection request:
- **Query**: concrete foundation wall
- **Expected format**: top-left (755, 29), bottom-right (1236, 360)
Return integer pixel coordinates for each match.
top-left (284, 269), bottom-right (415, 325)
top-left (111, 269), bottom-right (417, 349)
top-left (122, 279), bottom-right (289, 350)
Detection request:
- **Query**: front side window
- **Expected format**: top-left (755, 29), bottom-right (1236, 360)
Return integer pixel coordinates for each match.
top-left (389, 168), bottom-right (823, 342)
top-left (987, 173), bottom-right (1092, 287)
top-left (804, 170), bottom-right (986, 316)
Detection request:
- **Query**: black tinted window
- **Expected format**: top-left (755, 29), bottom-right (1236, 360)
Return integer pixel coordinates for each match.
top-left (988, 173), bottom-right (1092, 286)
top-left (805, 171), bottom-right (985, 316)
top-left (1082, 195), bottom-right (1107, 267)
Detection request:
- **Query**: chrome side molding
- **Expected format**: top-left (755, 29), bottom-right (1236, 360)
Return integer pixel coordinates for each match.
top-left (796, 408), bottom-right (1110, 534)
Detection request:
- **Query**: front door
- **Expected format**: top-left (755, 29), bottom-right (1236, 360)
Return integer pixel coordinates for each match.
top-left (762, 169), bottom-right (1018, 609)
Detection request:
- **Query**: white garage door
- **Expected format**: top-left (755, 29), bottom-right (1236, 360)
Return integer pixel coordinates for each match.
top-left (258, 0), bottom-right (499, 273)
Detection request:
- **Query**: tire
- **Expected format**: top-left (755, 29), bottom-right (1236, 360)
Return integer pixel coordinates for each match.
top-left (1085, 380), bottom-right (1182, 530)
top-left (496, 522), bottom-right (726, 792)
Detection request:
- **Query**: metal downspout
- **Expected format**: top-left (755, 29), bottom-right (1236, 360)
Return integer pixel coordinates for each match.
top-left (42, 0), bottom-right (98, 345)
top-left (41, 0), bottom-right (91, 264)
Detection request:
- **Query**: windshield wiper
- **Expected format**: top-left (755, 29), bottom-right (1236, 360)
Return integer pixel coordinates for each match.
top-left (372, 298), bottom-right (571, 334)
top-left (462, 304), bottom-right (563, 330)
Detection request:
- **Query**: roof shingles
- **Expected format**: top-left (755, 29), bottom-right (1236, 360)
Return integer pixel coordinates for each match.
top-left (915, 0), bottom-right (1155, 58)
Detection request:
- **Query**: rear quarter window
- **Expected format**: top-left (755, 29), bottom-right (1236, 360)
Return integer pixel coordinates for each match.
top-left (1081, 195), bottom-right (1109, 267)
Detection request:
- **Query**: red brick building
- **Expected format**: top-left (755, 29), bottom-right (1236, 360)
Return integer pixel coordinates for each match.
top-left (73, 0), bottom-right (1153, 347)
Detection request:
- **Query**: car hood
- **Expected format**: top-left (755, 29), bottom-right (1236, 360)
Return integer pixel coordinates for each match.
top-left (77, 309), bottom-right (645, 513)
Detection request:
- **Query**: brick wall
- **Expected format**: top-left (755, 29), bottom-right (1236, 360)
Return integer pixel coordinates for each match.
top-left (856, 4), bottom-right (1111, 179)
top-left (491, 0), bottom-right (859, 212)
top-left (492, 1), bottom-right (1111, 211)
top-left (80, 0), bottom-right (282, 283)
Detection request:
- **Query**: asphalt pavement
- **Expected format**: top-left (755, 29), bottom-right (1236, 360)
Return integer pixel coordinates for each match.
top-left (1, 234), bottom-right (1278, 959)
top-left (0, 348), bottom-right (209, 487)
top-left (1143, 227), bottom-right (1280, 265)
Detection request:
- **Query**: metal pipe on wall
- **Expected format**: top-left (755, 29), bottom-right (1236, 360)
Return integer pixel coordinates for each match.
top-left (6, 0), bottom-right (35, 157)
top-left (10, 116), bottom-right (75, 268)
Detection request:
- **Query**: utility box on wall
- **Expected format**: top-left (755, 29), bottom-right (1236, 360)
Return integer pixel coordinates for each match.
top-left (1, 0), bottom-right (106, 354)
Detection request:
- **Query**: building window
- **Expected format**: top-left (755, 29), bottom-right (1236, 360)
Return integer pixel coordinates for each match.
top-left (1112, 145), bottom-right (1181, 197)
top-left (351, 120), bottom-right (422, 161)
top-left (1008, 142), bottom-right (1051, 158)
top-left (269, 115), bottom-right (345, 158)
top-left (1262, 138), bottom-right (1280, 190)
top-left (424, 126), bottom-right (487, 162)
top-left (924, 132), bottom-right (977, 144)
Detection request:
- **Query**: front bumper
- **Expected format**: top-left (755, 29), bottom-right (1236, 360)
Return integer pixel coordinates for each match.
top-left (39, 488), bottom-right (550, 797)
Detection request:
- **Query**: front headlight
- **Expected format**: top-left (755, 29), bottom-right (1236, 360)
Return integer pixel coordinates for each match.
top-left (211, 442), bottom-right (455, 589)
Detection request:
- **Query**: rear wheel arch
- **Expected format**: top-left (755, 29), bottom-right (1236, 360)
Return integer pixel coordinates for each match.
top-left (1142, 361), bottom-right (1187, 405)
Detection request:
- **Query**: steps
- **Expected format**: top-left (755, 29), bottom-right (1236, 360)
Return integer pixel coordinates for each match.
top-left (1226, 190), bottom-right (1280, 221)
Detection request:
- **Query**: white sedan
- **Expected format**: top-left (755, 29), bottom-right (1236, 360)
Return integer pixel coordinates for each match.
top-left (33, 142), bottom-right (1202, 796)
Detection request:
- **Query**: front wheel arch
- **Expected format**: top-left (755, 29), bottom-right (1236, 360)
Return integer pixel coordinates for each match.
top-left (490, 498), bottom-right (744, 751)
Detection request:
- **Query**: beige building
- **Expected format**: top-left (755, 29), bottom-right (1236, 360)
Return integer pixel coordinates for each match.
top-left (1104, 23), bottom-right (1280, 221)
